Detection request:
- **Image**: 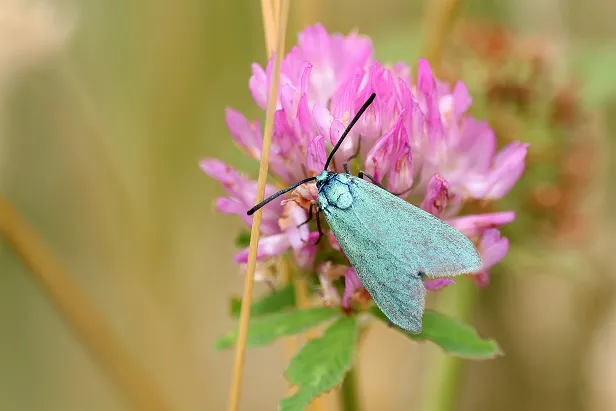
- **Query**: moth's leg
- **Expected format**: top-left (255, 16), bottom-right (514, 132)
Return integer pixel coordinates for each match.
top-left (297, 201), bottom-right (316, 228)
top-left (301, 204), bottom-right (325, 245)
top-left (358, 170), bottom-right (413, 196)
top-left (358, 170), bottom-right (383, 187)
top-left (263, 278), bottom-right (276, 293)
top-left (312, 208), bottom-right (325, 245)
top-left (343, 138), bottom-right (362, 174)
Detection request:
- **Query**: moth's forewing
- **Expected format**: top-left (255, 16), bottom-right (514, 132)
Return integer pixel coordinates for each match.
top-left (319, 175), bottom-right (482, 332)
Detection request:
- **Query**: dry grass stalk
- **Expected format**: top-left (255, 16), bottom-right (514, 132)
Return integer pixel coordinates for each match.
top-left (0, 195), bottom-right (173, 411)
top-left (226, 1), bottom-right (291, 410)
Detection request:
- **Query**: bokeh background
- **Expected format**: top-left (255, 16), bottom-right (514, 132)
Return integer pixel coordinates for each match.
top-left (1, 0), bottom-right (616, 410)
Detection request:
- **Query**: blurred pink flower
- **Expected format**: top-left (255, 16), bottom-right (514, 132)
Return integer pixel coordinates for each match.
top-left (201, 159), bottom-right (315, 267)
top-left (200, 159), bottom-right (280, 233)
top-left (424, 278), bottom-right (456, 291)
top-left (342, 269), bottom-right (457, 310)
top-left (421, 174), bottom-right (451, 217)
top-left (342, 268), bottom-right (363, 309)
top-left (318, 262), bottom-right (347, 306)
top-left (448, 211), bottom-right (516, 238)
top-left (471, 229), bottom-right (510, 288)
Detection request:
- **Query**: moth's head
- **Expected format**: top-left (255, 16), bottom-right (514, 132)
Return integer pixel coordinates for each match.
top-left (315, 170), bottom-right (329, 187)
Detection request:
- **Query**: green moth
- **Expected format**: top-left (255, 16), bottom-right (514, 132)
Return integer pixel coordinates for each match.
top-left (248, 93), bottom-right (482, 333)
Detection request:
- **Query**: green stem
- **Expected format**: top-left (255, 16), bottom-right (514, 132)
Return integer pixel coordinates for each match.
top-left (422, 0), bottom-right (464, 74)
top-left (0, 195), bottom-right (173, 411)
top-left (420, 278), bottom-right (478, 411)
top-left (340, 365), bottom-right (360, 411)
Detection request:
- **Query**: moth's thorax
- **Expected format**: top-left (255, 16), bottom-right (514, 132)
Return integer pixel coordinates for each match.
top-left (317, 172), bottom-right (354, 211)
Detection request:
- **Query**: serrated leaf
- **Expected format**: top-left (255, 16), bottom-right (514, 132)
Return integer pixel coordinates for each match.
top-left (230, 284), bottom-right (296, 318)
top-left (370, 307), bottom-right (501, 359)
top-left (279, 316), bottom-right (358, 411)
top-left (216, 307), bottom-right (338, 350)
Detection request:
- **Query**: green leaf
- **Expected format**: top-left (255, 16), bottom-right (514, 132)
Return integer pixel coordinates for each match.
top-left (279, 316), bottom-right (358, 411)
top-left (370, 307), bottom-right (501, 359)
top-left (230, 284), bottom-right (296, 318)
top-left (215, 307), bottom-right (339, 350)
top-left (235, 230), bottom-right (251, 248)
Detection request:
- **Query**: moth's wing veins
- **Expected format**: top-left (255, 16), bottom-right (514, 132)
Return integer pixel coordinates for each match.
top-left (321, 190), bottom-right (425, 332)
top-left (347, 176), bottom-right (483, 277)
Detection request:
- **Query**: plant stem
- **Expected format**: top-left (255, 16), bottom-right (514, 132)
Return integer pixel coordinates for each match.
top-left (281, 259), bottom-right (327, 411)
top-left (260, 0), bottom-right (276, 56)
top-left (419, 278), bottom-right (478, 411)
top-left (340, 340), bottom-right (366, 411)
top-left (421, 347), bottom-right (463, 411)
top-left (419, 2), bottom-right (468, 410)
top-left (226, 1), bottom-right (290, 411)
top-left (0, 195), bottom-right (172, 411)
top-left (55, 60), bottom-right (136, 220)
top-left (339, 355), bottom-right (361, 411)
top-left (272, 0), bottom-right (281, 40)
top-left (293, 271), bottom-right (327, 411)
top-left (340, 366), bottom-right (360, 411)
top-left (421, 0), bottom-right (464, 74)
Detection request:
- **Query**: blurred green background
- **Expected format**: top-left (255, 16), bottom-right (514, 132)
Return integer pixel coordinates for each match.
top-left (1, 0), bottom-right (616, 410)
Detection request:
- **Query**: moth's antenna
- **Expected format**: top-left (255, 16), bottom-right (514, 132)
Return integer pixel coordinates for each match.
top-left (246, 94), bottom-right (376, 215)
top-left (323, 93), bottom-right (376, 171)
top-left (247, 176), bottom-right (317, 215)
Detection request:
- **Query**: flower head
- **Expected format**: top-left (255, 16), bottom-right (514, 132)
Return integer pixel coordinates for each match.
top-left (203, 24), bottom-right (526, 314)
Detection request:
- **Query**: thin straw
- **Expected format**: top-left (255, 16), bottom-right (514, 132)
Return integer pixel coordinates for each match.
top-left (260, 0), bottom-right (276, 56)
top-left (225, 1), bottom-right (291, 410)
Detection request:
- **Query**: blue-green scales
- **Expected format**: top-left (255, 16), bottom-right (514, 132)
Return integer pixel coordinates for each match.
top-left (248, 93), bottom-right (483, 333)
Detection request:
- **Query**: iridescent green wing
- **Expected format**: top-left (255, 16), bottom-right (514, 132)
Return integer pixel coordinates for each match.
top-left (347, 176), bottom-right (482, 277)
top-left (321, 176), bottom-right (482, 333)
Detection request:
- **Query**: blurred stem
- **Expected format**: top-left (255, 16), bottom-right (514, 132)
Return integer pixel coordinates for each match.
top-left (292, 0), bottom-right (321, 28)
top-left (419, 279), bottom-right (478, 411)
top-left (0, 195), bottom-right (172, 411)
top-left (420, 2), bottom-right (468, 407)
top-left (55, 60), bottom-right (135, 220)
top-left (340, 365), bottom-right (360, 411)
top-left (421, 0), bottom-right (464, 74)
top-left (282, 260), bottom-right (299, 364)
